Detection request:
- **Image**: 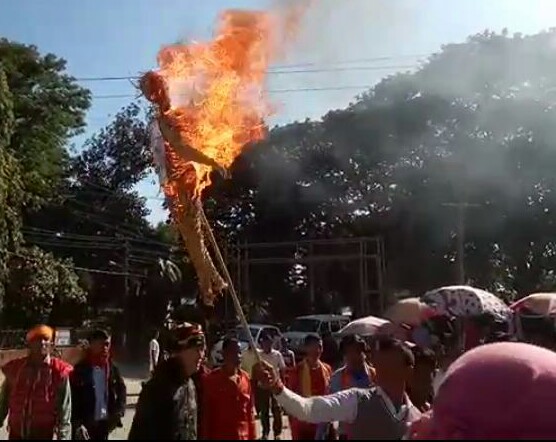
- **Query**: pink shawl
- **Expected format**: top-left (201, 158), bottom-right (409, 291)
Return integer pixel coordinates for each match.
top-left (408, 342), bottom-right (556, 439)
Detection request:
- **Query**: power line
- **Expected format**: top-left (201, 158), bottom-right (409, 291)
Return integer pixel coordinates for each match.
top-left (23, 222), bottom-right (174, 250)
top-left (64, 181), bottom-right (177, 248)
top-left (271, 54), bottom-right (428, 69)
top-left (27, 241), bottom-right (120, 251)
top-left (91, 84), bottom-right (405, 101)
top-left (66, 187), bottom-right (166, 202)
top-left (69, 204), bottom-right (162, 245)
top-left (6, 251), bottom-right (147, 278)
top-left (22, 227), bottom-right (121, 243)
top-left (24, 235), bottom-right (182, 259)
top-left (76, 62), bottom-right (419, 83)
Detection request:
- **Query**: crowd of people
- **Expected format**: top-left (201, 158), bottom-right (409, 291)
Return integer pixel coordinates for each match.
top-left (4, 313), bottom-right (556, 440)
top-left (130, 311), bottom-right (556, 440)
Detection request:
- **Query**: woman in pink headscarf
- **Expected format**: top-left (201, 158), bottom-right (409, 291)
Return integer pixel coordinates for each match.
top-left (407, 342), bottom-right (556, 439)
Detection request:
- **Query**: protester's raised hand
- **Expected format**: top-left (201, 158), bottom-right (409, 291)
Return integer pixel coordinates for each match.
top-left (252, 360), bottom-right (274, 386)
top-left (253, 360), bottom-right (283, 394)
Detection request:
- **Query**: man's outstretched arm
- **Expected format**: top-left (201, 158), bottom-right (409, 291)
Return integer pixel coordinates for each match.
top-left (274, 386), bottom-right (359, 424)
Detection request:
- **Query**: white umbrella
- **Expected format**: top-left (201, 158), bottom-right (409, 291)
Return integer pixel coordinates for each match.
top-left (337, 315), bottom-right (391, 337)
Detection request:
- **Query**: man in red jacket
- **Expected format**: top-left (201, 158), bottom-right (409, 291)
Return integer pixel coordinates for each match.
top-left (287, 335), bottom-right (332, 440)
top-left (202, 337), bottom-right (256, 440)
top-left (0, 325), bottom-right (72, 440)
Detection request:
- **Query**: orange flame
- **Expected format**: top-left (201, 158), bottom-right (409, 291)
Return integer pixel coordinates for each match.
top-left (151, 7), bottom-right (304, 199)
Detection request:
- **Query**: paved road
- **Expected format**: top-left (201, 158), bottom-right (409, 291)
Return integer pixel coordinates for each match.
top-left (112, 376), bottom-right (291, 440)
top-left (0, 371), bottom-right (292, 440)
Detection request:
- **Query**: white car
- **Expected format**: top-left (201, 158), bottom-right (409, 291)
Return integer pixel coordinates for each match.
top-left (282, 314), bottom-right (351, 353)
top-left (209, 324), bottom-right (281, 367)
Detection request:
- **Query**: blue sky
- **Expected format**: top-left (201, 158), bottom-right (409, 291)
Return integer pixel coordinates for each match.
top-left (2, 0), bottom-right (556, 225)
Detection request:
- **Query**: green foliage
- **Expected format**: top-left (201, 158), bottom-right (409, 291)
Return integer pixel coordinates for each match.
top-left (153, 221), bottom-right (179, 244)
top-left (0, 67), bottom-right (25, 306)
top-left (26, 102), bottom-right (179, 333)
top-left (0, 50), bottom-right (88, 328)
top-left (13, 29), bottom-right (556, 326)
top-left (4, 247), bottom-right (87, 327)
top-left (206, 29), bottom-right (556, 308)
top-left (0, 38), bottom-right (91, 206)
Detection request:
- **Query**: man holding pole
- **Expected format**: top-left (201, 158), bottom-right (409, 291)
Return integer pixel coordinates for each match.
top-left (255, 336), bottom-right (422, 440)
top-left (316, 335), bottom-right (376, 440)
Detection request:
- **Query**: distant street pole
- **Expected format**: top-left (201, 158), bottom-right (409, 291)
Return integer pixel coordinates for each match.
top-left (442, 202), bottom-right (480, 284)
top-left (123, 239), bottom-right (130, 349)
top-left (123, 239), bottom-right (130, 300)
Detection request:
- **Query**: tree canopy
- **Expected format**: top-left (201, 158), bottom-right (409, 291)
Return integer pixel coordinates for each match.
top-left (205, 29), bottom-right (556, 308)
top-left (0, 41), bottom-right (90, 328)
top-left (6, 29), bottom-right (556, 330)
top-left (0, 39), bottom-right (91, 207)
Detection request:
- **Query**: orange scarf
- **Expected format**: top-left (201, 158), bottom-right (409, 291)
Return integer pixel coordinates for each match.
top-left (300, 359), bottom-right (331, 397)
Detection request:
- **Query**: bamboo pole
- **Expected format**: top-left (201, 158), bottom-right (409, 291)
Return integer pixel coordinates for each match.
top-left (197, 201), bottom-right (261, 362)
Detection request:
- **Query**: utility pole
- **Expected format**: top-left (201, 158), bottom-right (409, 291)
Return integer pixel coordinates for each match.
top-left (123, 239), bottom-right (130, 299)
top-left (122, 239), bottom-right (130, 349)
top-left (442, 202), bottom-right (480, 284)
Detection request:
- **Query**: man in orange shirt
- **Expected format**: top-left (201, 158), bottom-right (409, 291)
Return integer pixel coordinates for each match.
top-left (287, 335), bottom-right (332, 440)
top-left (202, 337), bottom-right (256, 440)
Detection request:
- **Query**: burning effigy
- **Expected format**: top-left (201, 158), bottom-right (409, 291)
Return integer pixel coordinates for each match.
top-left (140, 7), bottom-right (304, 305)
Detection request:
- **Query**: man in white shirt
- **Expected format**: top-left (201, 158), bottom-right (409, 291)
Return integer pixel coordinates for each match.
top-left (255, 336), bottom-right (421, 440)
top-left (149, 330), bottom-right (161, 376)
top-left (256, 332), bottom-right (286, 440)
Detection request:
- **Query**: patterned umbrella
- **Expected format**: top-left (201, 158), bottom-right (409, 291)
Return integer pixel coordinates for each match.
top-left (383, 297), bottom-right (436, 326)
top-left (510, 293), bottom-right (556, 317)
top-left (421, 285), bottom-right (510, 320)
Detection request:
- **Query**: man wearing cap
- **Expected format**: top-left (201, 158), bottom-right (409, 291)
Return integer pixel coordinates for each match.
top-left (256, 336), bottom-right (421, 440)
top-left (70, 329), bottom-right (127, 440)
top-left (317, 334), bottom-right (376, 440)
top-left (129, 322), bottom-right (206, 440)
top-left (0, 325), bottom-right (73, 440)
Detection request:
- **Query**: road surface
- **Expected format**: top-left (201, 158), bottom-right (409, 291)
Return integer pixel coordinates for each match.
top-left (0, 368), bottom-right (292, 440)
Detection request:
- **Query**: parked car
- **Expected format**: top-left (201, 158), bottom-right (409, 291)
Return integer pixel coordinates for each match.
top-left (209, 324), bottom-right (282, 367)
top-left (282, 314), bottom-right (351, 353)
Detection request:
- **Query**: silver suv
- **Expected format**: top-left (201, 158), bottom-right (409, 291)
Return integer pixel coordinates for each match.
top-left (282, 314), bottom-right (350, 353)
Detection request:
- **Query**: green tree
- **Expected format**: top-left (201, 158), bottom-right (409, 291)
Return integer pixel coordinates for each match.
top-left (23, 103), bottom-right (186, 344)
top-left (0, 66), bottom-right (25, 309)
top-left (0, 38), bottom-right (91, 206)
top-left (207, 29), bottom-right (556, 313)
top-left (4, 246), bottom-right (86, 327)
top-left (0, 42), bottom-right (90, 328)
